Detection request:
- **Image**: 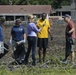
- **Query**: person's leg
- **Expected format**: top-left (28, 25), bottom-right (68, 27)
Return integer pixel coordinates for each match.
top-left (25, 47), bottom-right (31, 63)
top-left (43, 38), bottom-right (48, 62)
top-left (43, 48), bottom-right (46, 62)
top-left (32, 37), bottom-right (37, 66)
top-left (64, 39), bottom-right (71, 61)
top-left (62, 39), bottom-right (72, 63)
top-left (38, 48), bottom-right (42, 62)
top-left (71, 51), bottom-right (75, 62)
top-left (71, 43), bottom-right (75, 63)
top-left (24, 37), bottom-right (31, 64)
top-left (64, 50), bottom-right (70, 61)
top-left (37, 38), bottom-right (42, 62)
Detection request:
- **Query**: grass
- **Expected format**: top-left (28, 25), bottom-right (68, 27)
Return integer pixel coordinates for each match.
top-left (1, 23), bottom-right (76, 75)
top-left (0, 64), bottom-right (76, 75)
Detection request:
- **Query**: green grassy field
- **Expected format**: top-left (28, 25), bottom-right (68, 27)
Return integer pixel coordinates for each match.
top-left (1, 23), bottom-right (76, 75)
top-left (0, 65), bottom-right (76, 75)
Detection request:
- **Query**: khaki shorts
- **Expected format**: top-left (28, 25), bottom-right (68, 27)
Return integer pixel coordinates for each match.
top-left (66, 38), bottom-right (75, 51)
top-left (65, 38), bottom-right (75, 57)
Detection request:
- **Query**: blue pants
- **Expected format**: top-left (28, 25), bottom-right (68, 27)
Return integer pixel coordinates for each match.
top-left (25, 36), bottom-right (37, 64)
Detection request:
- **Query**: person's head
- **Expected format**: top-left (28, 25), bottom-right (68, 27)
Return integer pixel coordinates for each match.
top-left (0, 17), bottom-right (5, 25)
top-left (15, 19), bottom-right (21, 26)
top-left (28, 15), bottom-right (34, 22)
top-left (63, 14), bottom-right (71, 23)
top-left (41, 13), bottom-right (46, 21)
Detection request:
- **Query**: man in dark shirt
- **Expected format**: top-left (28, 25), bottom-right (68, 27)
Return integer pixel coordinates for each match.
top-left (62, 14), bottom-right (75, 64)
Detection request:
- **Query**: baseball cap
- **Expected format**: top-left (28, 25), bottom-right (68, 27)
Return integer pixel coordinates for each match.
top-left (16, 19), bottom-right (21, 23)
top-left (62, 14), bottom-right (71, 18)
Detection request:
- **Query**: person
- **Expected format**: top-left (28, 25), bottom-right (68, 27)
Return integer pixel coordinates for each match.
top-left (24, 15), bottom-right (44, 66)
top-left (37, 13), bottom-right (52, 62)
top-left (0, 18), bottom-right (5, 54)
top-left (62, 14), bottom-right (75, 64)
top-left (9, 19), bottom-right (26, 64)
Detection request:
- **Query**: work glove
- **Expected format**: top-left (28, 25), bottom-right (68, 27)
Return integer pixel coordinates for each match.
top-left (9, 40), bottom-right (12, 45)
top-left (22, 39), bottom-right (26, 43)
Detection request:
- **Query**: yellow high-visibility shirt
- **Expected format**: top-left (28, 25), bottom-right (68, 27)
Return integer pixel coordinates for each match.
top-left (37, 19), bottom-right (51, 38)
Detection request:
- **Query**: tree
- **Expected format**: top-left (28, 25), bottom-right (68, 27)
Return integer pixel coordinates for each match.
top-left (50, 0), bottom-right (71, 9)
top-left (51, 0), bottom-right (62, 9)
top-left (0, 0), bottom-right (9, 5)
top-left (38, 0), bottom-right (51, 5)
top-left (12, 0), bottom-right (20, 5)
top-left (61, 0), bottom-right (71, 5)
top-left (0, 0), bottom-right (71, 9)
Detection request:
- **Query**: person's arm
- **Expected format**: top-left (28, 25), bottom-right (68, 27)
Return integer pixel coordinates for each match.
top-left (9, 34), bottom-right (13, 45)
top-left (23, 33), bottom-right (26, 41)
top-left (48, 28), bottom-right (53, 40)
top-left (48, 28), bottom-right (51, 36)
top-left (48, 20), bottom-right (53, 40)
top-left (69, 21), bottom-right (75, 33)
top-left (69, 28), bottom-right (75, 33)
top-left (10, 35), bottom-right (12, 40)
top-left (0, 27), bottom-right (4, 41)
top-left (9, 27), bottom-right (13, 45)
top-left (32, 23), bottom-right (44, 33)
top-left (22, 27), bottom-right (26, 43)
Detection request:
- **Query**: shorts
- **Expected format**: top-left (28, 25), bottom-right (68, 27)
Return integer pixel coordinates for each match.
top-left (37, 38), bottom-right (48, 48)
top-left (66, 38), bottom-right (75, 56)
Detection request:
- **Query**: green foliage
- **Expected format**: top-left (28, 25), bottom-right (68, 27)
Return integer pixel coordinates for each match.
top-left (0, 0), bottom-right (71, 9)
top-left (12, 0), bottom-right (20, 5)
top-left (0, 0), bottom-right (9, 5)
top-left (51, 0), bottom-right (71, 9)
top-left (61, 0), bottom-right (71, 5)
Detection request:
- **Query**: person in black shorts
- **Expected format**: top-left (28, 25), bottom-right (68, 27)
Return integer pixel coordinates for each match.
top-left (37, 13), bottom-right (52, 62)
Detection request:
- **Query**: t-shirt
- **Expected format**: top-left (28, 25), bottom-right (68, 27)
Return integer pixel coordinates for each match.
top-left (26, 22), bottom-right (40, 37)
top-left (0, 26), bottom-right (4, 41)
top-left (11, 25), bottom-right (26, 41)
top-left (66, 21), bottom-right (75, 38)
top-left (37, 19), bottom-right (50, 38)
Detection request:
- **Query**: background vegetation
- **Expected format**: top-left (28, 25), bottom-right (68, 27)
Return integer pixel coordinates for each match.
top-left (0, 0), bottom-right (71, 9)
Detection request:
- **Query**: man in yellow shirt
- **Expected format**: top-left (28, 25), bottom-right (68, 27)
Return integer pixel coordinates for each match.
top-left (37, 13), bottom-right (52, 62)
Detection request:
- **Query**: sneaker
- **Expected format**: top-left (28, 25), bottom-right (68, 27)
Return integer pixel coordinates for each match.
top-left (61, 60), bottom-right (67, 64)
top-left (32, 61), bottom-right (36, 66)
